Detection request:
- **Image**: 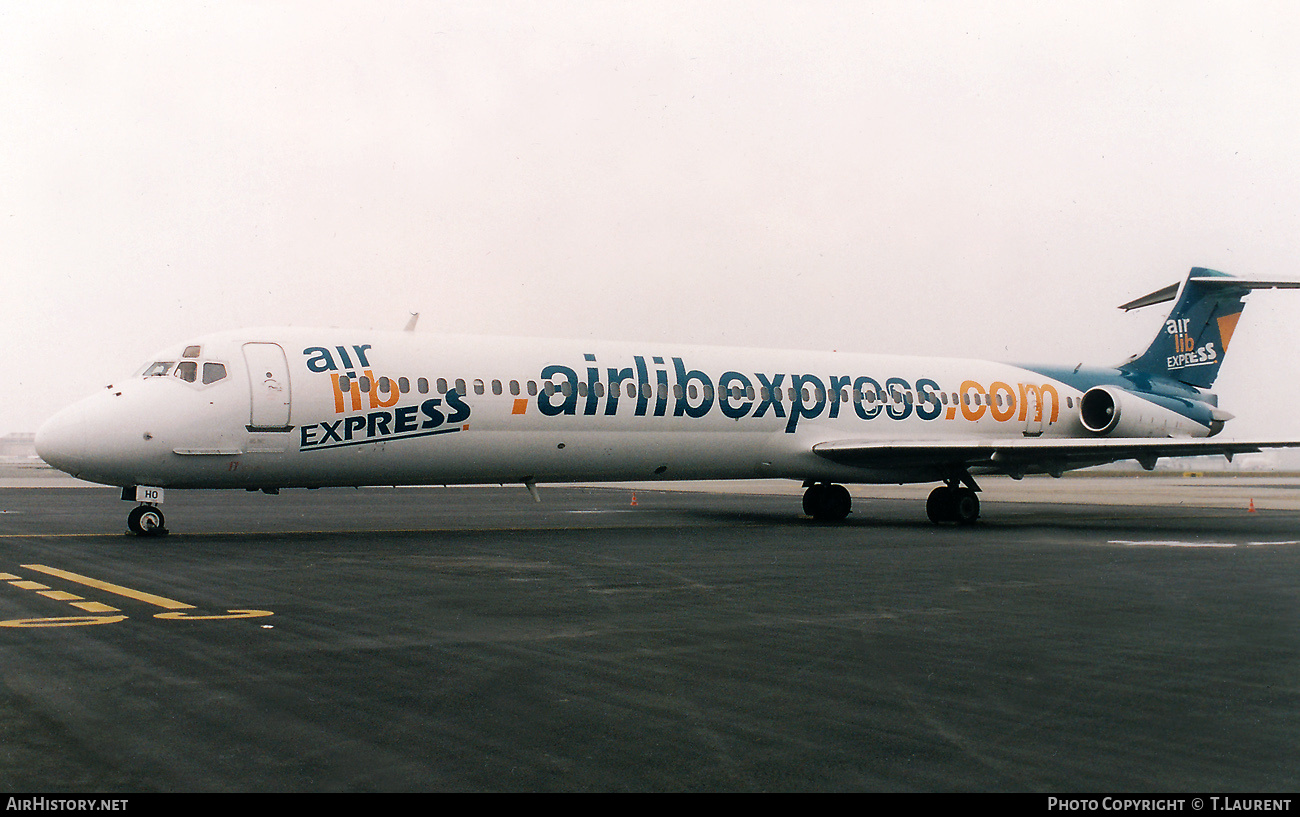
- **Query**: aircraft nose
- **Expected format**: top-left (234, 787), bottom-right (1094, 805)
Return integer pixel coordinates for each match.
top-left (35, 403), bottom-right (88, 476)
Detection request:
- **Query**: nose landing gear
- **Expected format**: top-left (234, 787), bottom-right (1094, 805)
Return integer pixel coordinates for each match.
top-left (127, 504), bottom-right (167, 536)
top-left (122, 487), bottom-right (168, 536)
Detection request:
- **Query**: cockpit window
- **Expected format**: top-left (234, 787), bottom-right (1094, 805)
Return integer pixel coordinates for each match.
top-left (141, 357), bottom-right (227, 386)
top-left (202, 362), bottom-right (227, 385)
top-left (182, 345), bottom-right (202, 359)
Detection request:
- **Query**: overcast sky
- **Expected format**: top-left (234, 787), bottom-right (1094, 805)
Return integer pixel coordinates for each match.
top-left (3, 1), bottom-right (1299, 438)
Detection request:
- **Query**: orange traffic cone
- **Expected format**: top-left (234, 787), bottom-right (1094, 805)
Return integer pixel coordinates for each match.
top-left (1249, 498), bottom-right (1256, 513)
top-left (630, 492), bottom-right (638, 507)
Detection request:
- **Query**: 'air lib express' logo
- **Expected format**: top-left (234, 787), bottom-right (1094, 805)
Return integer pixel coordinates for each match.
top-left (298, 345), bottom-right (470, 451)
top-left (1164, 318), bottom-right (1218, 370)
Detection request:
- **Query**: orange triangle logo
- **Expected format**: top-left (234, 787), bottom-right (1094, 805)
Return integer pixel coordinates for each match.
top-left (1217, 312), bottom-right (1242, 351)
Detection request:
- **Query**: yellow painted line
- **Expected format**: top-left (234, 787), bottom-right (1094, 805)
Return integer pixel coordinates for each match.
top-left (71, 601), bottom-right (120, 613)
top-left (9, 581), bottom-right (49, 591)
top-left (22, 564), bottom-right (195, 610)
top-left (155, 609), bottom-right (274, 620)
top-left (38, 590), bottom-right (83, 602)
top-left (0, 573), bottom-right (20, 580)
top-left (0, 615), bottom-right (127, 628)
top-left (0, 534), bottom-right (129, 539)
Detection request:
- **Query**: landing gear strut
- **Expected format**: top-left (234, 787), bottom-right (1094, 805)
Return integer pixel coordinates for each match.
top-left (926, 485), bottom-right (980, 525)
top-left (127, 505), bottom-right (167, 537)
top-left (803, 482), bottom-right (852, 522)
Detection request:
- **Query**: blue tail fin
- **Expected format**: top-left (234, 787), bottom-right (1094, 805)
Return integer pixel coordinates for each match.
top-left (1120, 268), bottom-right (1300, 388)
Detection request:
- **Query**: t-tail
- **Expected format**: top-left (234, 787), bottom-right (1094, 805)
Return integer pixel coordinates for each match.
top-left (1119, 267), bottom-right (1300, 389)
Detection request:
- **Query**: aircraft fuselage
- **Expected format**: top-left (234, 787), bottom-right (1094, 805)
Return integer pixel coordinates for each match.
top-left (36, 328), bottom-right (1212, 493)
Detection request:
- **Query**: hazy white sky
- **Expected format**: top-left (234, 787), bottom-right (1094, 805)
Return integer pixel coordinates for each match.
top-left (3, 1), bottom-right (1300, 437)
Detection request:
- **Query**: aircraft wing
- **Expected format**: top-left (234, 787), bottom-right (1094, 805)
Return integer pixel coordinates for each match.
top-left (811, 437), bottom-right (1300, 478)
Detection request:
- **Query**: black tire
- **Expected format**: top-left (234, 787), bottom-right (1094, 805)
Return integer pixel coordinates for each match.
top-left (926, 487), bottom-right (954, 524)
top-left (127, 505), bottom-right (167, 537)
top-left (802, 483), bottom-right (827, 517)
top-left (953, 488), bottom-right (980, 525)
top-left (804, 483), bottom-right (852, 522)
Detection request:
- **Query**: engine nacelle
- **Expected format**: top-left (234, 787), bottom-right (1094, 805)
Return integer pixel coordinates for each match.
top-left (1078, 386), bottom-right (1181, 437)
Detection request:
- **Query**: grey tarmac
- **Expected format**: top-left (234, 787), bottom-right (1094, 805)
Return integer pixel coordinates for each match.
top-left (0, 478), bottom-right (1296, 791)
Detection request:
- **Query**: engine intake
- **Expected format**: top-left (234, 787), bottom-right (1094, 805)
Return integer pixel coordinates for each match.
top-left (1079, 387), bottom-right (1122, 434)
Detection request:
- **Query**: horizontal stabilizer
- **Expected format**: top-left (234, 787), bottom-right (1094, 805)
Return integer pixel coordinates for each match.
top-left (1120, 274), bottom-right (1300, 311)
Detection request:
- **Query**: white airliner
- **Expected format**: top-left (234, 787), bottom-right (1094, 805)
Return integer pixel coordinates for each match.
top-left (35, 267), bottom-right (1300, 535)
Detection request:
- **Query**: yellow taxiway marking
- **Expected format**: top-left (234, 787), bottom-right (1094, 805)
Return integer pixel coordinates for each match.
top-left (0, 615), bottom-right (127, 628)
top-left (71, 601), bottom-right (121, 613)
top-left (70, 601), bottom-right (120, 614)
top-left (2, 565), bottom-right (269, 627)
top-left (22, 564), bottom-right (195, 610)
top-left (38, 590), bottom-right (84, 602)
top-left (154, 609), bottom-right (274, 620)
top-left (9, 580), bottom-right (50, 591)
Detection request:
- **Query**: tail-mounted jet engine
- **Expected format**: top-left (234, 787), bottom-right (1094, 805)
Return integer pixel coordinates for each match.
top-left (1079, 386), bottom-right (1228, 437)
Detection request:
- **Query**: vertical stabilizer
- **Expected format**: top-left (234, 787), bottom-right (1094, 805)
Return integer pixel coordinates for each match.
top-left (1120, 268), bottom-right (1297, 388)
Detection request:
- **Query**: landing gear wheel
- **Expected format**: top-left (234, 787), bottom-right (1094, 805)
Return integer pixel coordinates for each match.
top-left (952, 487), bottom-right (980, 525)
top-left (803, 482), bottom-right (852, 522)
top-left (127, 505), bottom-right (167, 537)
top-left (926, 487), bottom-right (953, 524)
top-left (926, 487), bottom-right (980, 525)
top-left (802, 483), bottom-right (827, 517)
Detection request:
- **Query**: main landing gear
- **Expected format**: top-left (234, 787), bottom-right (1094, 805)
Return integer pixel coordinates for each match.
top-left (926, 484), bottom-right (980, 525)
top-left (802, 479), bottom-right (981, 524)
top-left (803, 482), bottom-right (852, 522)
